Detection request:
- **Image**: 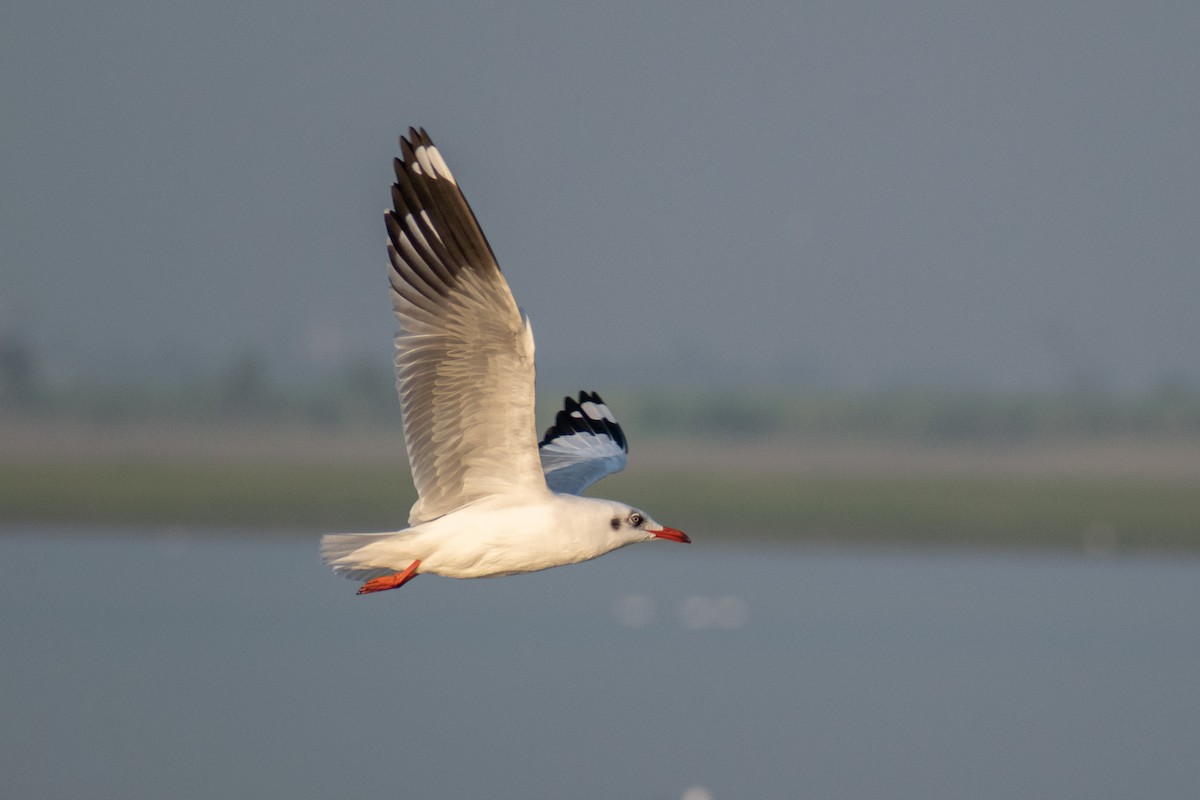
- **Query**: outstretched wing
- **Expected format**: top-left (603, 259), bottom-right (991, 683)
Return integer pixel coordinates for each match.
top-left (538, 391), bottom-right (629, 495)
top-left (387, 128), bottom-right (546, 524)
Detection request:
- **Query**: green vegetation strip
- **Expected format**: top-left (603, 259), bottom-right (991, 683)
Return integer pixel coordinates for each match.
top-left (603, 472), bottom-right (1200, 551)
top-left (2, 459), bottom-right (1197, 551)
top-left (0, 461), bottom-right (413, 532)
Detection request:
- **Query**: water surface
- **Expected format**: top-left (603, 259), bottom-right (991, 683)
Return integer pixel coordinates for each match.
top-left (2, 527), bottom-right (1197, 799)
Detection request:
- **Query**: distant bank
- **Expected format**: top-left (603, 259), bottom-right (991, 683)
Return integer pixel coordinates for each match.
top-left (2, 419), bottom-right (1197, 552)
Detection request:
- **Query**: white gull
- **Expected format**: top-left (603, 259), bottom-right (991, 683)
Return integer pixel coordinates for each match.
top-left (320, 128), bottom-right (689, 595)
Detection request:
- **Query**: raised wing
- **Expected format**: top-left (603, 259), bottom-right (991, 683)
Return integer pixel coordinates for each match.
top-left (538, 391), bottom-right (629, 495)
top-left (387, 128), bottom-right (546, 524)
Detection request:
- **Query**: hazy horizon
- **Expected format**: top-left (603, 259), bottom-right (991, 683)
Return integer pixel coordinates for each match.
top-left (4, 1), bottom-right (1198, 393)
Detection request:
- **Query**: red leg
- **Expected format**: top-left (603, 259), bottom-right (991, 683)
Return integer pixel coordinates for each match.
top-left (357, 560), bottom-right (422, 595)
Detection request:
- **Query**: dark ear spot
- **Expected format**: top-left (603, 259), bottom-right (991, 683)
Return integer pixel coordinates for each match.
top-left (610, 517), bottom-right (621, 531)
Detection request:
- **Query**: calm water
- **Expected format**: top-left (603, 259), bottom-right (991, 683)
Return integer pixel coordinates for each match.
top-left (2, 526), bottom-right (1198, 799)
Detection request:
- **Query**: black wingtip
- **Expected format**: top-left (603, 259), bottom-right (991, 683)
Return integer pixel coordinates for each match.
top-left (539, 390), bottom-right (628, 452)
top-left (401, 127), bottom-right (434, 151)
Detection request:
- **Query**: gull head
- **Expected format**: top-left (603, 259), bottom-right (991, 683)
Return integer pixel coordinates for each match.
top-left (598, 502), bottom-right (691, 547)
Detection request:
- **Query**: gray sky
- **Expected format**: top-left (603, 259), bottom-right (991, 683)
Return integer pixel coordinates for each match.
top-left (3, 1), bottom-right (1198, 392)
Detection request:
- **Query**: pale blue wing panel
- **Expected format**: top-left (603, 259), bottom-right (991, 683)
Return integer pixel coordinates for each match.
top-left (538, 391), bottom-right (629, 495)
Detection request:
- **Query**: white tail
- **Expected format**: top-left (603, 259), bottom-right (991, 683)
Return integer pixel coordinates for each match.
top-left (320, 533), bottom-right (410, 581)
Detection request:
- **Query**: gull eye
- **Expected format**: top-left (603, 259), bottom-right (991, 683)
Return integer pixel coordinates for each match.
top-left (628, 512), bottom-right (644, 528)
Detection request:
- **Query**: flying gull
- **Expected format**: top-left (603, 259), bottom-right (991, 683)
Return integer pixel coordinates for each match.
top-left (321, 129), bottom-right (690, 594)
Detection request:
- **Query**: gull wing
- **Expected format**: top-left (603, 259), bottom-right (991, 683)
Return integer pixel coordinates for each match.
top-left (538, 391), bottom-right (629, 495)
top-left (387, 128), bottom-right (546, 525)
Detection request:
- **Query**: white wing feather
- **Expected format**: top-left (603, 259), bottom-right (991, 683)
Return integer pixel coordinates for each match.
top-left (387, 129), bottom-right (547, 524)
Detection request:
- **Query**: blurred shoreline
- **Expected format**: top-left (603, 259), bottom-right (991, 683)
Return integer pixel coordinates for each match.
top-left (3, 418), bottom-right (1198, 479)
top-left (3, 418), bottom-right (1197, 551)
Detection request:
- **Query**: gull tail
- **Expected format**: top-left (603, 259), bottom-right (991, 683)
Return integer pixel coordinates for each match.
top-left (320, 532), bottom-right (418, 582)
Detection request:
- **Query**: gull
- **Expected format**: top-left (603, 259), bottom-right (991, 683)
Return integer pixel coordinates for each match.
top-left (321, 129), bottom-right (689, 595)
